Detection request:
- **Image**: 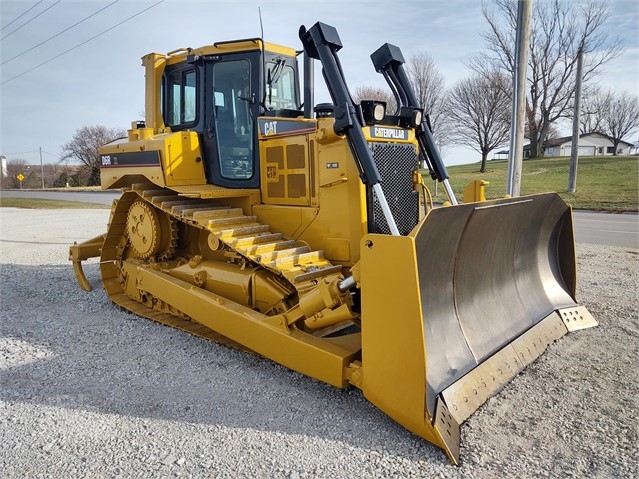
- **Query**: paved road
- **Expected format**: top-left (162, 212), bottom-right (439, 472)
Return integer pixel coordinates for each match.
top-left (0, 189), bottom-right (120, 205)
top-left (573, 210), bottom-right (638, 249)
top-left (2, 190), bottom-right (638, 248)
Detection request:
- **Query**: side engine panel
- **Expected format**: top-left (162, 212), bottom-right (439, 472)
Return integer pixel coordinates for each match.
top-left (100, 129), bottom-right (206, 190)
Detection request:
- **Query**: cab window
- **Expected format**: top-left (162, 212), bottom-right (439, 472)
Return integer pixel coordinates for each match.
top-left (166, 69), bottom-right (197, 126)
top-left (265, 59), bottom-right (297, 111)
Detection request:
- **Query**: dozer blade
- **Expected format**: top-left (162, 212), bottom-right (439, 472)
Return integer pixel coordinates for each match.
top-left (359, 193), bottom-right (596, 464)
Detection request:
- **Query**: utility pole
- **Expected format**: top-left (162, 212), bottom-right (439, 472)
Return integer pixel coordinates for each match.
top-left (568, 46), bottom-right (584, 193)
top-left (507, 0), bottom-right (532, 197)
top-left (39, 146), bottom-right (45, 189)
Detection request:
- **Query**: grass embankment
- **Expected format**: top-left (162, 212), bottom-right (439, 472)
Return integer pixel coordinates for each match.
top-left (1, 156), bottom-right (636, 211)
top-left (0, 197), bottom-right (109, 209)
top-left (432, 155), bottom-right (638, 211)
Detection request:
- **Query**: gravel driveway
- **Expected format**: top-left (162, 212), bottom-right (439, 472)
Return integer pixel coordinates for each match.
top-left (1, 207), bottom-right (637, 478)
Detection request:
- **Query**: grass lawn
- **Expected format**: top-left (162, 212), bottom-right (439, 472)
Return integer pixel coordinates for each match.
top-left (1, 156), bottom-right (636, 212)
top-left (428, 155), bottom-right (638, 211)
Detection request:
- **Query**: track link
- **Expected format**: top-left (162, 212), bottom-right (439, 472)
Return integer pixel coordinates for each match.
top-left (132, 184), bottom-right (343, 288)
top-left (98, 185), bottom-right (347, 346)
top-left (99, 191), bottom-right (252, 350)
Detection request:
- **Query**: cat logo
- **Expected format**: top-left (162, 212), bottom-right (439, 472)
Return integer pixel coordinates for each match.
top-left (263, 121), bottom-right (278, 136)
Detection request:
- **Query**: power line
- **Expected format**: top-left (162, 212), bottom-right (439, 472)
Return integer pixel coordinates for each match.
top-left (1, 150), bottom-right (62, 161)
top-left (42, 150), bottom-right (62, 159)
top-left (2, 150), bottom-right (40, 156)
top-left (1, 0), bottom-right (165, 86)
top-left (0, 0), bottom-right (44, 32)
top-left (2, 0), bottom-right (120, 66)
top-left (0, 0), bottom-right (62, 41)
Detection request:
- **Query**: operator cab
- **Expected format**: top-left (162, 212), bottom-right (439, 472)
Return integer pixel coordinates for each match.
top-left (160, 40), bottom-right (301, 189)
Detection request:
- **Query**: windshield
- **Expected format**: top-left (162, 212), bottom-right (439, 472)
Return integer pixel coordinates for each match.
top-left (265, 59), bottom-right (297, 111)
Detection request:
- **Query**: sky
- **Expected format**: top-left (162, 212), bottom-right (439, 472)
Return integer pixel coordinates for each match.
top-left (1, 0), bottom-right (638, 168)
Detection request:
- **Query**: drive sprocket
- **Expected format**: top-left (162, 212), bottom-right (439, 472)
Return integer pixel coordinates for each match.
top-left (126, 200), bottom-right (177, 260)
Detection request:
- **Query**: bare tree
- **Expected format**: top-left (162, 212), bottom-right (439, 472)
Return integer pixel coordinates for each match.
top-left (41, 163), bottom-right (64, 188)
top-left (475, 0), bottom-right (623, 158)
top-left (448, 71), bottom-right (512, 172)
top-left (53, 164), bottom-right (83, 187)
top-left (404, 52), bottom-right (452, 150)
top-left (527, 122), bottom-right (561, 143)
top-left (352, 85), bottom-right (397, 112)
top-left (580, 87), bottom-right (605, 134)
top-left (0, 159), bottom-right (65, 189)
top-left (591, 90), bottom-right (639, 154)
top-left (60, 125), bottom-right (126, 186)
top-left (353, 52), bottom-right (451, 152)
top-left (0, 159), bottom-right (38, 189)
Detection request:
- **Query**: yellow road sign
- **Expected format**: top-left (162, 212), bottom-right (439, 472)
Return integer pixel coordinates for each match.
top-left (17, 173), bottom-right (25, 181)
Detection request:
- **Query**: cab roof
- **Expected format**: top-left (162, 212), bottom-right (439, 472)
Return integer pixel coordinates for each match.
top-left (153, 39), bottom-right (297, 66)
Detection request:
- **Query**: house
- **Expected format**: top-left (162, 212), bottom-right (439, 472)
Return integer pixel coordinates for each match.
top-left (524, 132), bottom-right (635, 158)
top-left (492, 150), bottom-right (509, 160)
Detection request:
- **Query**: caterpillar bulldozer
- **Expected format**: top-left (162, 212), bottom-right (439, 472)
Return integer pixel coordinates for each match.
top-left (69, 22), bottom-right (597, 463)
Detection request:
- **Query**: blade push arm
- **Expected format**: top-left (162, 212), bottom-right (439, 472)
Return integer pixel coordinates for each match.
top-left (371, 43), bottom-right (458, 205)
top-left (299, 22), bottom-right (401, 235)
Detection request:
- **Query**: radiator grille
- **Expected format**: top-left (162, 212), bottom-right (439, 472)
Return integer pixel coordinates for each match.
top-left (368, 142), bottom-right (419, 236)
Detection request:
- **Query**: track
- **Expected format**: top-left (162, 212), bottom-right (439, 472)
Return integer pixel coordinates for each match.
top-left (97, 184), bottom-right (345, 345)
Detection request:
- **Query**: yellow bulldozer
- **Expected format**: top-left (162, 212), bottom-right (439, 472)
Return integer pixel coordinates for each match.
top-left (69, 22), bottom-right (596, 463)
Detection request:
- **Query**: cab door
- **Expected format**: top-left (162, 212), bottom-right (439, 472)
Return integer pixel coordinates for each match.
top-left (202, 53), bottom-right (261, 188)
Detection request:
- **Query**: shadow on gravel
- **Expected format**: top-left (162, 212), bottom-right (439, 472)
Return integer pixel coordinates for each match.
top-left (0, 262), bottom-right (448, 465)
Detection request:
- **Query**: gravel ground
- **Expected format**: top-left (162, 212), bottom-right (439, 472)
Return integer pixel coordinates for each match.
top-left (0, 207), bottom-right (637, 478)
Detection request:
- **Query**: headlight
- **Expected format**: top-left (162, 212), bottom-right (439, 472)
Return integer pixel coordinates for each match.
top-left (398, 106), bottom-right (424, 128)
top-left (414, 109), bottom-right (423, 126)
top-left (360, 100), bottom-right (387, 125)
